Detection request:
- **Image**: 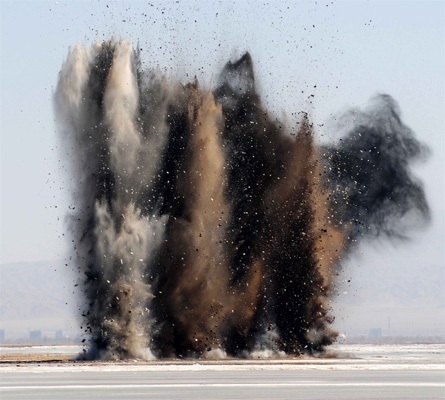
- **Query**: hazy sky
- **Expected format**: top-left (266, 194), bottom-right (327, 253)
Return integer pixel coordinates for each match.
top-left (1, 1), bottom-right (444, 333)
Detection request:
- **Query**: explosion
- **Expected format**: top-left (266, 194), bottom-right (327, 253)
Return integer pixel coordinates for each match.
top-left (54, 41), bottom-right (429, 359)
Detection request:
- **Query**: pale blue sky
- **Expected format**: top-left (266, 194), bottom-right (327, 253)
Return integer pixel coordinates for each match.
top-left (1, 1), bottom-right (444, 334)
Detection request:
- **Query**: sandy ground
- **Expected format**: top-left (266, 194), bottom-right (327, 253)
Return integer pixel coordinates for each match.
top-left (1, 343), bottom-right (443, 368)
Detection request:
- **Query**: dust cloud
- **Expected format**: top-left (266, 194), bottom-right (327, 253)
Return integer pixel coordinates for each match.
top-left (54, 41), bottom-right (429, 359)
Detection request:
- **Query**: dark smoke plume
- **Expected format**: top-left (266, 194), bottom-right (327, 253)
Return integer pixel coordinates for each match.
top-left (321, 95), bottom-right (430, 243)
top-left (54, 41), bottom-right (429, 359)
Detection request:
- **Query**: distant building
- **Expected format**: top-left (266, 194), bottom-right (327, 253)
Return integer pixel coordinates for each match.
top-left (55, 330), bottom-right (64, 340)
top-left (369, 328), bottom-right (382, 338)
top-left (30, 330), bottom-right (42, 341)
top-left (0, 329), bottom-right (5, 343)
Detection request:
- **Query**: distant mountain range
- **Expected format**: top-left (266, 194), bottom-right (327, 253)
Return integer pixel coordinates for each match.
top-left (1, 258), bottom-right (443, 339)
top-left (0, 260), bottom-right (80, 338)
top-left (331, 259), bottom-right (444, 337)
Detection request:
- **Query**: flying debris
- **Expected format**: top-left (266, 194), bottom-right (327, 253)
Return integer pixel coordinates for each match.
top-left (54, 40), bottom-right (429, 360)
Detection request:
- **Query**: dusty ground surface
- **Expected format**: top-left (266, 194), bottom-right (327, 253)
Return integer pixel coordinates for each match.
top-left (1, 343), bottom-right (443, 366)
top-left (0, 353), bottom-right (74, 362)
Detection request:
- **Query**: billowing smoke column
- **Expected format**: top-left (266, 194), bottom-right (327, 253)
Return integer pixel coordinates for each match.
top-left (54, 41), bottom-right (429, 360)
